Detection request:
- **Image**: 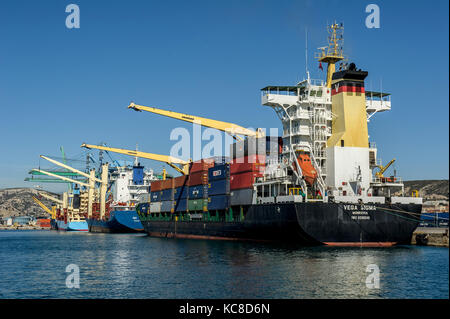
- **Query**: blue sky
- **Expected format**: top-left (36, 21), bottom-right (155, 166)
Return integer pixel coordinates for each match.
top-left (0, 0), bottom-right (448, 191)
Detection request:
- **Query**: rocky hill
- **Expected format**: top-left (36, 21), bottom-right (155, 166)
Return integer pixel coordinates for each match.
top-left (402, 180), bottom-right (449, 201)
top-left (0, 188), bottom-right (57, 218)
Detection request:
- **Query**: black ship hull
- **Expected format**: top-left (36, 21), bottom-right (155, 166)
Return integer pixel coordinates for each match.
top-left (139, 202), bottom-right (421, 246)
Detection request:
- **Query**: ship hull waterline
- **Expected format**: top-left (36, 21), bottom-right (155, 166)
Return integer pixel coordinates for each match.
top-left (139, 202), bottom-right (421, 247)
top-left (87, 210), bottom-right (144, 233)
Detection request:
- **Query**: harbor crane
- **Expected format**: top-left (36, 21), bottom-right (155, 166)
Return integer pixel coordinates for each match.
top-left (81, 143), bottom-right (190, 175)
top-left (127, 102), bottom-right (265, 141)
top-left (32, 155), bottom-right (109, 219)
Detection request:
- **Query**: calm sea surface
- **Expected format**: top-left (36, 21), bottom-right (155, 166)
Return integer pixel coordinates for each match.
top-left (0, 230), bottom-right (448, 299)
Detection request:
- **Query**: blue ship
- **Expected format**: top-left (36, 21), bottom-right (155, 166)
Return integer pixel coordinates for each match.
top-left (51, 219), bottom-right (89, 231)
top-left (87, 210), bottom-right (144, 233)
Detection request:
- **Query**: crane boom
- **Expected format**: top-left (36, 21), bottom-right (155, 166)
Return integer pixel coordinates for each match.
top-left (376, 158), bottom-right (396, 177)
top-left (40, 155), bottom-right (102, 183)
top-left (127, 102), bottom-right (264, 140)
top-left (32, 169), bottom-right (90, 187)
top-left (37, 192), bottom-right (63, 205)
top-left (32, 196), bottom-right (54, 215)
top-left (81, 143), bottom-right (190, 175)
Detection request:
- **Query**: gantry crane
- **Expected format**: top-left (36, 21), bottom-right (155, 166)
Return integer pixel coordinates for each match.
top-left (81, 143), bottom-right (190, 175)
top-left (32, 155), bottom-right (109, 219)
top-left (127, 102), bottom-right (265, 141)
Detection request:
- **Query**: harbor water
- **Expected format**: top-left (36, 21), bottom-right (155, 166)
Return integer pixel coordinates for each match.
top-left (0, 230), bottom-right (448, 299)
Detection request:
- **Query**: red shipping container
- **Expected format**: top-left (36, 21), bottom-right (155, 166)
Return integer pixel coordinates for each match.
top-left (189, 171), bottom-right (208, 186)
top-left (173, 175), bottom-right (189, 188)
top-left (160, 178), bottom-right (174, 190)
top-left (190, 158), bottom-right (215, 173)
top-left (231, 155), bottom-right (266, 175)
top-left (150, 180), bottom-right (163, 191)
top-left (230, 171), bottom-right (259, 190)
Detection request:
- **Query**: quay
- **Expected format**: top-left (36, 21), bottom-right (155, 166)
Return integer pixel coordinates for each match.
top-left (412, 227), bottom-right (449, 247)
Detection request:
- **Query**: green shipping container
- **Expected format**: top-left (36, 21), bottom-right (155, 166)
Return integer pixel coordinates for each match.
top-left (188, 198), bottom-right (208, 211)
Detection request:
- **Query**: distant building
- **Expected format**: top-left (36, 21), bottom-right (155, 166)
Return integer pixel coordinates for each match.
top-left (12, 216), bottom-right (33, 226)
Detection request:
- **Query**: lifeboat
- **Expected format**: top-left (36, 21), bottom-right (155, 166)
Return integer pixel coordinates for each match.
top-left (296, 153), bottom-right (318, 186)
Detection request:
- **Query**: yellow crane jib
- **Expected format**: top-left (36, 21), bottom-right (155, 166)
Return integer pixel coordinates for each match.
top-left (81, 143), bottom-right (191, 175)
top-left (127, 102), bottom-right (265, 140)
top-left (32, 196), bottom-right (54, 216)
top-left (375, 158), bottom-right (396, 178)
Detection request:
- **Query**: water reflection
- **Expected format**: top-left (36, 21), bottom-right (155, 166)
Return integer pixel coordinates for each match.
top-left (0, 231), bottom-right (447, 298)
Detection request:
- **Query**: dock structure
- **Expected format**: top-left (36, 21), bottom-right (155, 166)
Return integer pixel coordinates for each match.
top-left (412, 227), bottom-right (449, 247)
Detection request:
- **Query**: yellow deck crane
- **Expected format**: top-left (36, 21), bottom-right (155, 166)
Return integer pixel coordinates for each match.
top-left (81, 143), bottom-right (190, 175)
top-left (32, 196), bottom-right (55, 218)
top-left (127, 102), bottom-right (265, 141)
top-left (375, 158), bottom-right (396, 182)
top-left (32, 155), bottom-right (109, 219)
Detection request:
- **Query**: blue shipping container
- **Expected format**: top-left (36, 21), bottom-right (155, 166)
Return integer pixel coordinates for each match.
top-left (207, 194), bottom-right (230, 210)
top-left (160, 200), bottom-right (174, 212)
top-left (161, 189), bottom-right (174, 201)
top-left (150, 191), bottom-right (161, 202)
top-left (208, 178), bottom-right (230, 196)
top-left (208, 164), bottom-right (230, 182)
top-left (174, 198), bottom-right (188, 212)
top-left (189, 184), bottom-right (207, 199)
top-left (174, 186), bottom-right (189, 200)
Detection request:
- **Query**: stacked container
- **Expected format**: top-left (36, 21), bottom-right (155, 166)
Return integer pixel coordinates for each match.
top-left (173, 175), bottom-right (189, 212)
top-left (150, 178), bottom-right (175, 213)
top-left (207, 163), bottom-right (230, 210)
top-left (229, 154), bottom-right (265, 206)
top-left (187, 159), bottom-right (213, 212)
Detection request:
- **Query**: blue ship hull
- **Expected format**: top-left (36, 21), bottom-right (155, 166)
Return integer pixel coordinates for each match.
top-left (50, 219), bottom-right (89, 232)
top-left (87, 210), bottom-right (144, 233)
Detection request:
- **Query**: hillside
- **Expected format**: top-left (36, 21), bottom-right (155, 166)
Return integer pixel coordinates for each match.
top-left (0, 188), bottom-right (57, 218)
top-left (402, 180), bottom-right (449, 200)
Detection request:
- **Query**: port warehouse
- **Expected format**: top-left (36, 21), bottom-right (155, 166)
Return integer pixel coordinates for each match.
top-left (137, 138), bottom-right (271, 221)
top-left (0, 216), bottom-right (51, 227)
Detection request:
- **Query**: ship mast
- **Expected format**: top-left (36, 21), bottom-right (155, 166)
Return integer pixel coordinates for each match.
top-left (315, 23), bottom-right (344, 88)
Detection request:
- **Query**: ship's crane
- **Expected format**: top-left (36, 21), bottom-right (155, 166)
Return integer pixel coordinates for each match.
top-left (127, 102), bottom-right (265, 141)
top-left (81, 143), bottom-right (190, 175)
top-left (375, 158), bottom-right (396, 181)
top-left (32, 196), bottom-right (54, 216)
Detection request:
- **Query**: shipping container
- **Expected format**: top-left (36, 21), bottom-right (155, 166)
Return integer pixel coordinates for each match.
top-left (189, 171), bottom-right (208, 186)
top-left (189, 184), bottom-right (207, 199)
top-left (150, 202), bottom-right (162, 213)
top-left (230, 155), bottom-right (266, 175)
top-left (190, 158), bottom-right (215, 173)
top-left (160, 178), bottom-right (174, 190)
top-left (160, 200), bottom-right (174, 213)
top-left (174, 198), bottom-right (188, 212)
top-left (188, 198), bottom-right (208, 211)
top-left (150, 180), bottom-right (163, 192)
top-left (208, 163), bottom-right (230, 181)
top-left (207, 194), bottom-right (230, 211)
top-left (173, 175), bottom-right (189, 188)
top-left (174, 186), bottom-right (189, 200)
top-left (150, 191), bottom-right (161, 202)
top-left (230, 171), bottom-right (259, 190)
top-left (161, 188), bottom-right (174, 201)
top-left (138, 203), bottom-right (149, 214)
top-left (230, 188), bottom-right (254, 206)
top-left (208, 178), bottom-right (230, 196)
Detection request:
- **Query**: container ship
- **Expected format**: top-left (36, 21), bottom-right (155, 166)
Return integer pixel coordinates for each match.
top-left (84, 159), bottom-right (157, 233)
top-left (124, 24), bottom-right (423, 247)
